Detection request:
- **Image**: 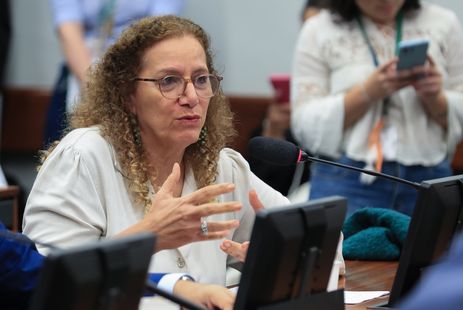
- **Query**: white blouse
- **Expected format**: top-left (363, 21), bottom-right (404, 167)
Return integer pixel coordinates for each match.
top-left (22, 127), bottom-right (289, 284)
top-left (291, 3), bottom-right (463, 165)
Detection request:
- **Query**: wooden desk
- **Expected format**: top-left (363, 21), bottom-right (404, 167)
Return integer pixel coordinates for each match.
top-left (0, 185), bottom-right (20, 232)
top-left (343, 260), bottom-right (397, 310)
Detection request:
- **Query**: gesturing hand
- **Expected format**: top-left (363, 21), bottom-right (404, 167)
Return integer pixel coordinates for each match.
top-left (220, 189), bottom-right (264, 262)
top-left (142, 163), bottom-right (242, 252)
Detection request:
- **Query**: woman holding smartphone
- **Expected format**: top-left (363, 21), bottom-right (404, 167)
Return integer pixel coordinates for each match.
top-left (291, 0), bottom-right (463, 216)
top-left (248, 0), bottom-right (329, 197)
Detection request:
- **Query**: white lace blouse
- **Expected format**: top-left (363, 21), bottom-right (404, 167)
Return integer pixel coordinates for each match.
top-left (291, 3), bottom-right (463, 165)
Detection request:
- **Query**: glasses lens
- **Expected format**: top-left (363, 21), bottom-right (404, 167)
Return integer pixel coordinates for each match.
top-left (159, 76), bottom-right (183, 99)
top-left (194, 75), bottom-right (220, 98)
top-left (157, 74), bottom-right (221, 99)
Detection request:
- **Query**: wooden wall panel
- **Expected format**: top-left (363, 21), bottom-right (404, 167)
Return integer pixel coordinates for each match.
top-left (1, 87), bottom-right (461, 173)
top-left (1, 88), bottom-right (51, 152)
top-left (227, 96), bottom-right (271, 157)
top-left (452, 142), bottom-right (463, 173)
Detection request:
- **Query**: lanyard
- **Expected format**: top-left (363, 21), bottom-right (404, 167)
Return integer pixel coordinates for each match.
top-left (98, 0), bottom-right (117, 28)
top-left (356, 11), bottom-right (403, 116)
top-left (96, 0), bottom-right (117, 55)
top-left (356, 11), bottom-right (403, 67)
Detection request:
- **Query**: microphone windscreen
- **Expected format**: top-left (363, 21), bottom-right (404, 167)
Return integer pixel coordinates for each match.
top-left (248, 136), bottom-right (300, 166)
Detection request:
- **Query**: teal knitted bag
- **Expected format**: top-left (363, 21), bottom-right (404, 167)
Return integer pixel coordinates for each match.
top-left (342, 208), bottom-right (411, 260)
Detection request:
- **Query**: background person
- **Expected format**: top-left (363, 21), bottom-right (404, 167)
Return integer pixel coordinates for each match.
top-left (291, 0), bottom-right (463, 217)
top-left (396, 231), bottom-right (463, 310)
top-left (23, 15), bottom-right (290, 286)
top-left (248, 0), bottom-right (329, 197)
top-left (44, 0), bottom-right (185, 144)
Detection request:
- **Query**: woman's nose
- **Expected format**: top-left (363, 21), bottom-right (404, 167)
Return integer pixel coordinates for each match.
top-left (178, 81), bottom-right (199, 106)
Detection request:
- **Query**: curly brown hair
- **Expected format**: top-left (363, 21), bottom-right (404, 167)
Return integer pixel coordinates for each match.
top-left (46, 15), bottom-right (235, 208)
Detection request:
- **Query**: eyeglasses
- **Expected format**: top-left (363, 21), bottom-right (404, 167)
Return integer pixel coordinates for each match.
top-left (134, 74), bottom-right (223, 99)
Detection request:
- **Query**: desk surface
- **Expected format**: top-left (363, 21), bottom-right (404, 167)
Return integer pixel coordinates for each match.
top-left (344, 260), bottom-right (397, 310)
top-left (141, 260), bottom-right (398, 310)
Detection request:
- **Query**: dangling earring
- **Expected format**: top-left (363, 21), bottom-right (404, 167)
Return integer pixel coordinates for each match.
top-left (130, 115), bottom-right (142, 147)
top-left (198, 126), bottom-right (208, 147)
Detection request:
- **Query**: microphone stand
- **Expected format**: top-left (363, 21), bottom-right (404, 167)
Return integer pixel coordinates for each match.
top-left (299, 151), bottom-right (422, 189)
top-left (145, 279), bottom-right (206, 310)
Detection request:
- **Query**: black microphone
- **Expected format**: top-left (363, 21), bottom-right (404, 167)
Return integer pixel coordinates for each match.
top-left (248, 136), bottom-right (421, 189)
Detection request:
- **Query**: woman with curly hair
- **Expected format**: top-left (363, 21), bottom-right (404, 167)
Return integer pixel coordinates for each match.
top-left (23, 15), bottom-right (289, 285)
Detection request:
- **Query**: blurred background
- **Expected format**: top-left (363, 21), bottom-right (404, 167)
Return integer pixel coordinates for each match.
top-left (1, 0), bottom-right (462, 230)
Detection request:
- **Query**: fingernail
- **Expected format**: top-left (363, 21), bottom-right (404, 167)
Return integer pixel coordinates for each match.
top-left (226, 183), bottom-right (235, 190)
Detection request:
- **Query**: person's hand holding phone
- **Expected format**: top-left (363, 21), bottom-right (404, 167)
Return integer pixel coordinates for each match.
top-left (361, 58), bottom-right (412, 102)
top-left (361, 39), bottom-right (431, 103)
top-left (264, 74), bottom-right (291, 139)
top-left (262, 102), bottom-right (291, 139)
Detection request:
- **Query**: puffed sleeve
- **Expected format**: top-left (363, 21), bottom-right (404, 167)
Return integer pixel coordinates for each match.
top-left (49, 0), bottom-right (84, 27)
top-left (291, 16), bottom-right (345, 157)
top-left (22, 139), bottom-right (107, 255)
top-left (148, 0), bottom-right (185, 16)
top-left (442, 12), bottom-right (463, 154)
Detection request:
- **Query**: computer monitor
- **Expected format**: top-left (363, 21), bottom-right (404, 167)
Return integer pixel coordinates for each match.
top-left (375, 175), bottom-right (463, 308)
top-left (29, 232), bottom-right (155, 310)
top-left (234, 196), bottom-right (347, 310)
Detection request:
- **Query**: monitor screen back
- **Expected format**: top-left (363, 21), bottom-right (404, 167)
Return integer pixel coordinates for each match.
top-left (234, 196), bottom-right (346, 310)
top-left (29, 233), bottom-right (155, 310)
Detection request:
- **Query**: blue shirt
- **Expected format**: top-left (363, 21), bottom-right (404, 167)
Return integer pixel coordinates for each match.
top-left (0, 222), bottom-right (44, 309)
top-left (397, 232), bottom-right (463, 309)
top-left (0, 222), bottom-right (178, 309)
top-left (49, 0), bottom-right (185, 45)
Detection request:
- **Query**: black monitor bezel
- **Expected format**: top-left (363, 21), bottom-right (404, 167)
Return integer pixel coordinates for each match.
top-left (234, 196), bottom-right (346, 310)
top-left (387, 175), bottom-right (463, 306)
top-left (29, 232), bottom-right (155, 310)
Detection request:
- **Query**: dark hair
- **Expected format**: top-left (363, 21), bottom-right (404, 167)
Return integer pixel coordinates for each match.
top-left (305, 0), bottom-right (330, 9)
top-left (328, 0), bottom-right (421, 22)
top-left (302, 0), bottom-right (330, 21)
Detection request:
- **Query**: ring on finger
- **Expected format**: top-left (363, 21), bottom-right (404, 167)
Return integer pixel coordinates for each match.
top-left (200, 218), bottom-right (208, 236)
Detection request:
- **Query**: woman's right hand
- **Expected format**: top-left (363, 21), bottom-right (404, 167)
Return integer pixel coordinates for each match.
top-left (140, 163), bottom-right (241, 251)
top-left (262, 102), bottom-right (291, 139)
top-left (345, 58), bottom-right (418, 128)
top-left (364, 58), bottom-right (428, 102)
top-left (219, 189), bottom-right (265, 262)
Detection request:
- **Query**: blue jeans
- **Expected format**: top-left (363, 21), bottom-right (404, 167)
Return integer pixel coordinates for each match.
top-left (309, 156), bottom-right (452, 217)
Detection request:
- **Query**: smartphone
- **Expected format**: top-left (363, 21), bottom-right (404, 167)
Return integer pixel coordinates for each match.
top-left (396, 38), bottom-right (429, 70)
top-left (269, 74), bottom-right (290, 104)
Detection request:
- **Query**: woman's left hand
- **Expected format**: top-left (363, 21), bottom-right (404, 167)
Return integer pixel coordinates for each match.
top-left (412, 55), bottom-right (448, 129)
top-left (219, 189), bottom-right (264, 262)
top-left (174, 280), bottom-right (235, 310)
top-left (413, 55), bottom-right (444, 103)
